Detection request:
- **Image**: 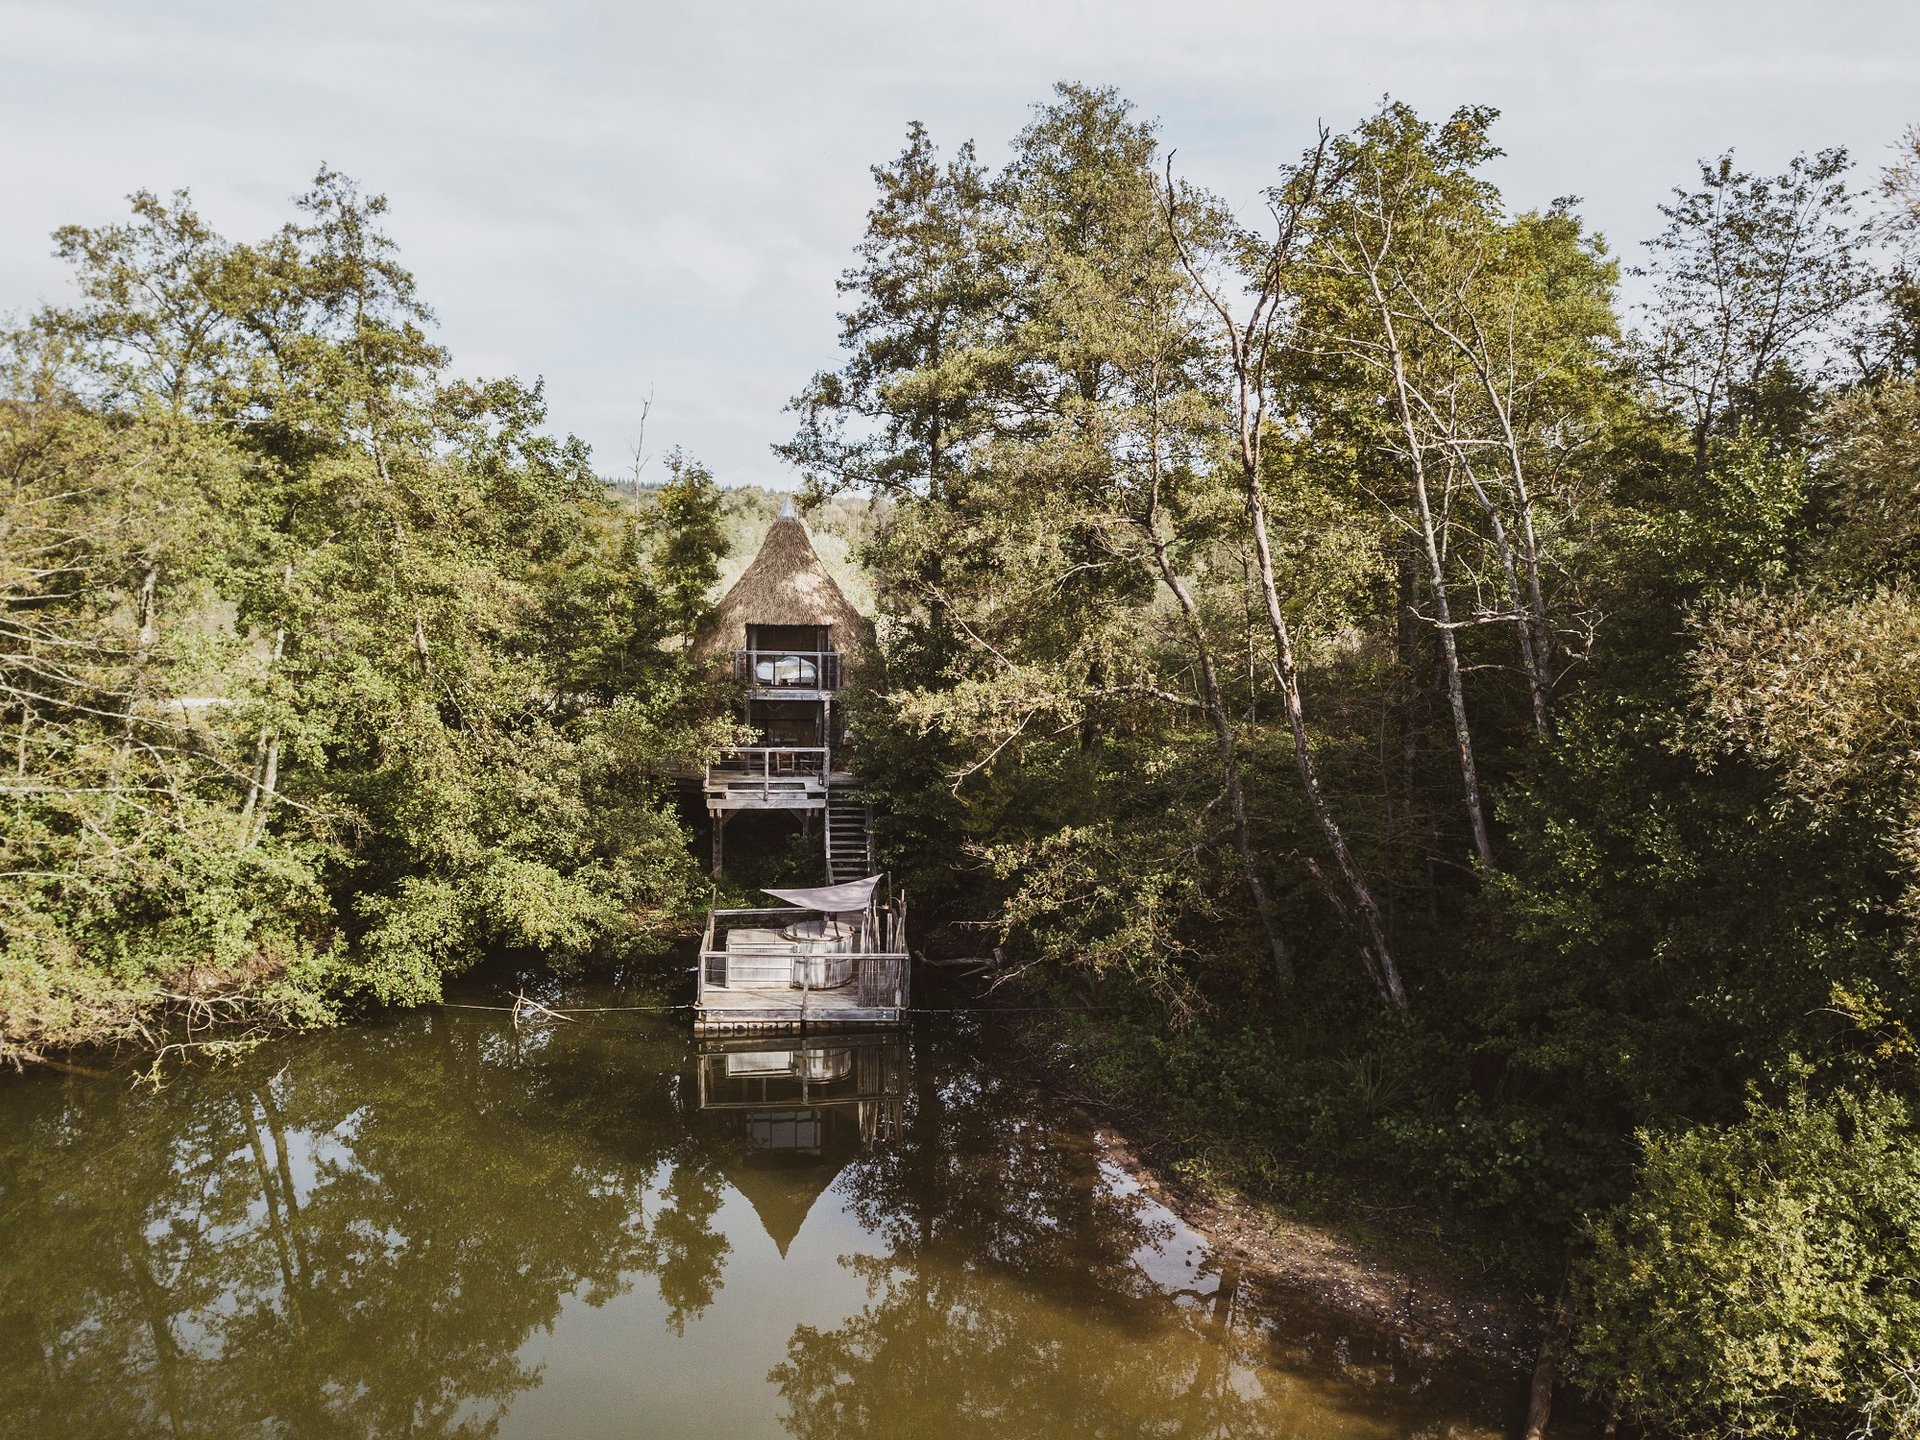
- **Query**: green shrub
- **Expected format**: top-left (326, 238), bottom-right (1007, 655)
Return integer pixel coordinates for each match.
top-left (1576, 1089), bottom-right (1920, 1438)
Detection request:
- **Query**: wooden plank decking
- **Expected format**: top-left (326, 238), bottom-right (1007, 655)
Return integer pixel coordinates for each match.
top-left (695, 984), bottom-right (906, 1034)
top-left (696, 900), bottom-right (910, 1034)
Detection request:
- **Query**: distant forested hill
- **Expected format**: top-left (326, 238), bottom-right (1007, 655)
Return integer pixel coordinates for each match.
top-left (611, 482), bottom-right (884, 615)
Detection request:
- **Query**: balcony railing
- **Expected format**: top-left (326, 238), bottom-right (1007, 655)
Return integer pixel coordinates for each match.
top-left (733, 649), bottom-right (842, 691)
top-left (708, 745), bottom-right (829, 780)
top-left (697, 901), bottom-right (911, 1012)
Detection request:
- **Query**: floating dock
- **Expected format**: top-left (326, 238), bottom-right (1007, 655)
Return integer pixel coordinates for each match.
top-left (695, 876), bottom-right (909, 1034)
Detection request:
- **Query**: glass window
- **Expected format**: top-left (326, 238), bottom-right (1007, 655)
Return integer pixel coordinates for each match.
top-left (755, 654), bottom-right (818, 686)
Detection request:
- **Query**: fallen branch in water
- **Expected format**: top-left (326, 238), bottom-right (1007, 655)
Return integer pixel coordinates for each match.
top-left (136, 1035), bottom-right (271, 1090)
top-left (510, 992), bottom-right (577, 1026)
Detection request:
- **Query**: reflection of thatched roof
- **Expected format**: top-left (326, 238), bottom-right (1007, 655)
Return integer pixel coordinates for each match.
top-left (690, 509), bottom-right (874, 662)
top-left (724, 1153), bottom-right (844, 1258)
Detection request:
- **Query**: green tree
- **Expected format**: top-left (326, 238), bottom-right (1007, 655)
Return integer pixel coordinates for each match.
top-left (651, 448), bottom-right (726, 640)
top-left (2, 174), bottom-right (726, 1063)
top-left (1634, 148), bottom-right (1878, 454)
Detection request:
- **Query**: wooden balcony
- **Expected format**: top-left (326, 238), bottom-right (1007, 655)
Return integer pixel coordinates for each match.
top-left (703, 745), bottom-right (830, 811)
top-left (733, 648), bottom-right (843, 693)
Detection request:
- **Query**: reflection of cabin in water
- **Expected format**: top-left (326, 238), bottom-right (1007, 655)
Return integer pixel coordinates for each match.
top-left (690, 502), bottom-right (876, 884)
top-left (698, 1035), bottom-right (904, 1256)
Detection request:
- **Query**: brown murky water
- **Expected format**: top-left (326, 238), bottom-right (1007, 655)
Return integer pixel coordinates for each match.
top-left (0, 962), bottom-right (1525, 1437)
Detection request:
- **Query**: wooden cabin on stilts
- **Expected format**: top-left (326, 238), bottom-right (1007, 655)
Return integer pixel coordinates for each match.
top-left (689, 503), bottom-right (907, 1032)
top-left (690, 501), bottom-right (877, 884)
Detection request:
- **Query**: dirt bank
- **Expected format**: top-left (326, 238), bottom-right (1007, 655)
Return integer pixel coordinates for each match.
top-left (1088, 1119), bottom-right (1529, 1368)
top-left (993, 1015), bottom-right (1538, 1373)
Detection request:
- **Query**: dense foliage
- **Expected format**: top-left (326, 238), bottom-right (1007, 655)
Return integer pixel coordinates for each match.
top-left (0, 175), bottom-right (732, 1067)
top-left (788, 89), bottom-right (1920, 1435)
top-left (6, 90), bottom-right (1918, 1438)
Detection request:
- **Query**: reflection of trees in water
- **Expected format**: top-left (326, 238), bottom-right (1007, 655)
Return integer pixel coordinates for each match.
top-left (0, 1009), bottom-right (732, 1439)
top-left (0, 1013), bottom-right (1511, 1440)
top-left (773, 1026), bottom-right (1505, 1440)
top-left (772, 1026), bottom-right (1266, 1438)
top-left (830, 1028), bottom-right (1167, 1294)
top-left (775, 1256), bottom-right (1280, 1440)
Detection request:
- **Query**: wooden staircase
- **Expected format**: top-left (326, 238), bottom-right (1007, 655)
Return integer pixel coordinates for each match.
top-left (824, 792), bottom-right (874, 883)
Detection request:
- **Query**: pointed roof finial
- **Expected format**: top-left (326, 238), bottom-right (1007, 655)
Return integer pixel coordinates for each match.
top-left (779, 497), bottom-right (797, 520)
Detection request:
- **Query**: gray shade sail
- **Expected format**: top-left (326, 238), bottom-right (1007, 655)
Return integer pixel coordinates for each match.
top-left (761, 875), bottom-right (882, 913)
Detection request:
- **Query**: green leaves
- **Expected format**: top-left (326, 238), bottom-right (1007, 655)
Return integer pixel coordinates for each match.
top-left (1577, 1090), bottom-right (1920, 1439)
top-left (652, 449), bottom-right (726, 641)
top-left (2, 174), bottom-right (719, 1064)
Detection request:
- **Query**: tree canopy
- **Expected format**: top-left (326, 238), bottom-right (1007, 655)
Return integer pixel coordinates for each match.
top-left (788, 87), bottom-right (1920, 1438)
top-left (1, 173), bottom-right (732, 1064)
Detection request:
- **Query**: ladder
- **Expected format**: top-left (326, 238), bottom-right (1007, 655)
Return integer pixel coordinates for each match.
top-left (824, 792), bottom-right (875, 883)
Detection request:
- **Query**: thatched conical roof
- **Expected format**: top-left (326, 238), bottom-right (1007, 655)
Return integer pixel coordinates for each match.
top-left (690, 505), bottom-right (873, 662)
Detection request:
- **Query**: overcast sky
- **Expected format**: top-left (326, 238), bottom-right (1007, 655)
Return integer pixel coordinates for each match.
top-left (4, 1), bottom-right (1917, 487)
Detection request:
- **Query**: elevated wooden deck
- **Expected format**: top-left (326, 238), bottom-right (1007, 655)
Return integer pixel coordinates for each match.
top-left (704, 746), bottom-right (832, 812)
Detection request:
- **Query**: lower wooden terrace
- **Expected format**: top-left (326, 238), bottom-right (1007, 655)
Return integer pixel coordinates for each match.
top-left (703, 746), bottom-right (835, 812)
top-left (696, 885), bottom-right (910, 1034)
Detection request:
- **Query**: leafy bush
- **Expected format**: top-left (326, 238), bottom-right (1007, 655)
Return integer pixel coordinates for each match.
top-left (1576, 1090), bottom-right (1920, 1439)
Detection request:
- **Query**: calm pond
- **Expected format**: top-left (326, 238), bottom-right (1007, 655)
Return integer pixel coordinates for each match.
top-left (0, 962), bottom-right (1525, 1438)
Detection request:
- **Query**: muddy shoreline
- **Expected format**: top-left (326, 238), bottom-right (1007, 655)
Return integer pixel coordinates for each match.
top-left (1090, 1119), bottom-right (1529, 1367)
top-left (996, 1020), bottom-right (1539, 1375)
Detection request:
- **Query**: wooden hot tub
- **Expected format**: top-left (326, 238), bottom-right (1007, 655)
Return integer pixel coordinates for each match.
top-left (783, 919), bottom-right (854, 988)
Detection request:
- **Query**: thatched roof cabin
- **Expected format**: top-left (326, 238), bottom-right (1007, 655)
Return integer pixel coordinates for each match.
top-left (690, 505), bottom-right (874, 664)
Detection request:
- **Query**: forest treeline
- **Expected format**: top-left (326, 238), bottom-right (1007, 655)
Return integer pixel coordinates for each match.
top-left (0, 173), bottom-right (738, 1068)
top-left (788, 88), bottom-right (1920, 1437)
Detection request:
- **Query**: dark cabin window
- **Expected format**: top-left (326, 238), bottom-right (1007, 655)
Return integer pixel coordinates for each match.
top-left (746, 624), bottom-right (829, 654)
top-left (750, 700), bottom-right (821, 746)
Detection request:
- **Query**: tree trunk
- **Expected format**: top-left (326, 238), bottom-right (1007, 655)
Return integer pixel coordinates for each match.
top-left (1242, 480), bottom-right (1407, 1008)
top-left (1523, 1278), bottom-right (1575, 1440)
top-left (1465, 461), bottom-right (1552, 742)
top-left (1149, 535), bottom-right (1292, 985)
top-left (239, 562), bottom-right (292, 848)
top-left (1369, 271), bottom-right (1494, 868)
top-left (1158, 148), bottom-right (1403, 1005)
top-left (100, 563), bottom-right (161, 835)
top-left (1403, 291), bottom-right (1558, 735)
top-left (243, 734), bottom-right (280, 851)
top-left (1494, 406), bottom-right (1556, 730)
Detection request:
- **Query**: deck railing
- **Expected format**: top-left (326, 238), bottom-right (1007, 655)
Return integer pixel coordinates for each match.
top-left (705, 747), bottom-right (830, 802)
top-left (733, 649), bottom-right (843, 691)
top-left (696, 902), bottom-right (909, 1015)
top-left (709, 745), bottom-right (829, 777)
